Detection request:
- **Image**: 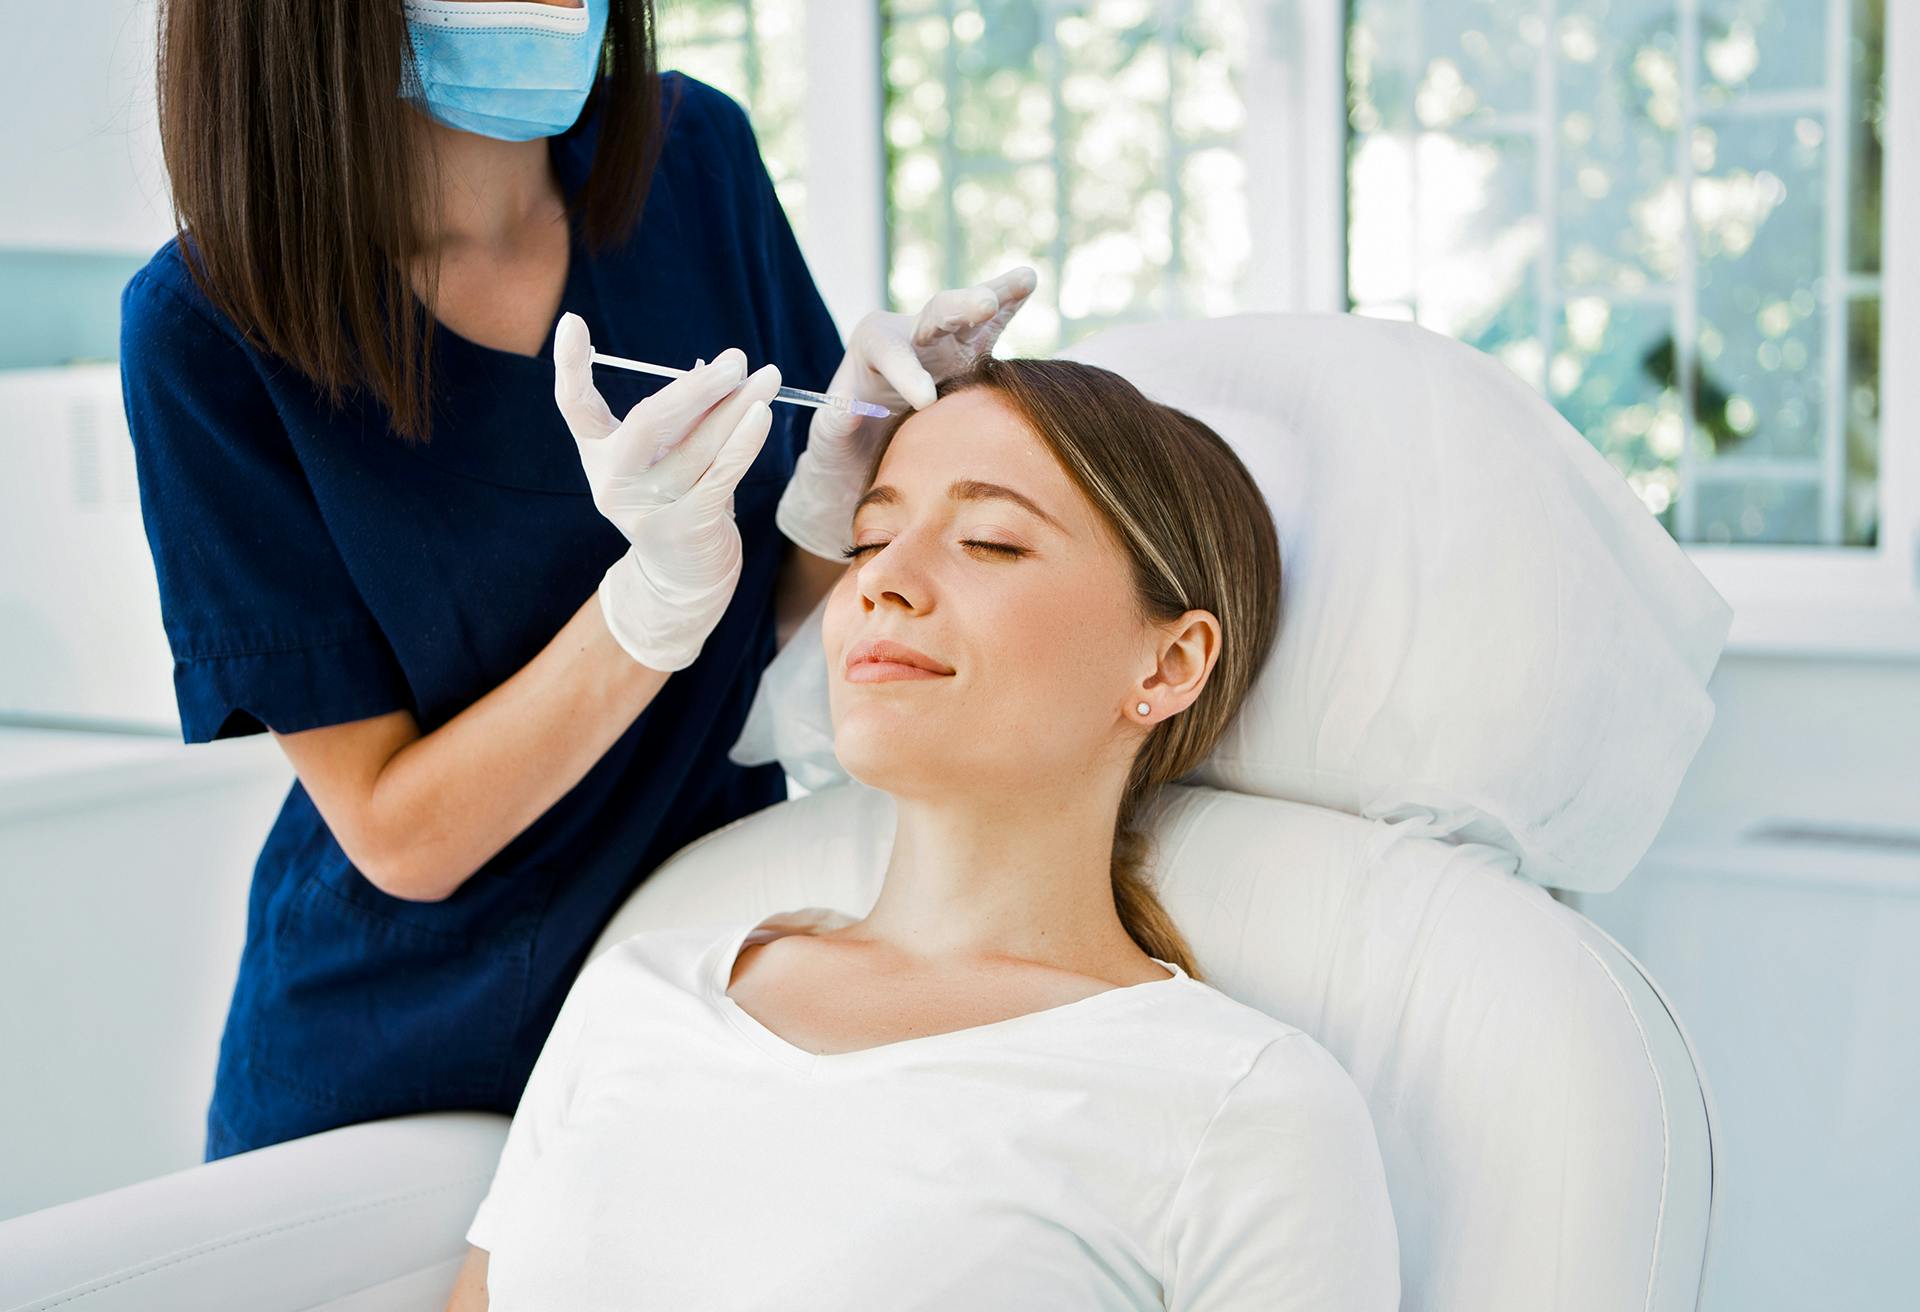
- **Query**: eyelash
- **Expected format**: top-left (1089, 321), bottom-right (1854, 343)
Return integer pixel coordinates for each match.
top-left (841, 540), bottom-right (1027, 560)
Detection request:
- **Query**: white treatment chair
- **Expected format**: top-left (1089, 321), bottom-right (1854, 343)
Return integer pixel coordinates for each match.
top-left (0, 312), bottom-right (1729, 1312)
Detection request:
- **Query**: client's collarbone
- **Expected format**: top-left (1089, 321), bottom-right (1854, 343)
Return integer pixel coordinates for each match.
top-left (727, 938), bottom-right (1133, 1056)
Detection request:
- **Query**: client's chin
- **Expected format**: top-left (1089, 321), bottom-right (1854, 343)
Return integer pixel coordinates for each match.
top-left (829, 694), bottom-right (967, 798)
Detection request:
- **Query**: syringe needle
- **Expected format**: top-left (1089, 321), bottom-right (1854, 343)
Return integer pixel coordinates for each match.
top-left (590, 351), bottom-right (895, 420)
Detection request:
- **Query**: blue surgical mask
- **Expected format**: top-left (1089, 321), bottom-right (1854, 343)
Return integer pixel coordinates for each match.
top-left (402, 0), bottom-right (610, 142)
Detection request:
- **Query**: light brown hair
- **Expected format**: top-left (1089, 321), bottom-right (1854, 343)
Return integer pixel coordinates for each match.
top-left (863, 356), bottom-right (1283, 981)
top-left (153, 0), bottom-right (668, 442)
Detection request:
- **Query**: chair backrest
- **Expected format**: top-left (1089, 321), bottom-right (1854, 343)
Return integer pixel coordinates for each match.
top-left (588, 780), bottom-right (1716, 1312)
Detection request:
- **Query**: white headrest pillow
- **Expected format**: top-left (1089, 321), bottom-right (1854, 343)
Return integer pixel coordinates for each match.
top-left (730, 313), bottom-right (1732, 892)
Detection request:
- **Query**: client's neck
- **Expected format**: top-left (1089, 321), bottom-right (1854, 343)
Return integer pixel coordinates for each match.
top-left (837, 784), bottom-right (1148, 977)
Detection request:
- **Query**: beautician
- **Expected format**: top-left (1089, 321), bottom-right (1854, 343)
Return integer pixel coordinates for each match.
top-left (119, 0), bottom-right (1035, 1159)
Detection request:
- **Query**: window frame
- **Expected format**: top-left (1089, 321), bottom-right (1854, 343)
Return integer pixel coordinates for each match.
top-left (1287, 0), bottom-right (1918, 657)
top-left (798, 2), bottom-right (889, 332)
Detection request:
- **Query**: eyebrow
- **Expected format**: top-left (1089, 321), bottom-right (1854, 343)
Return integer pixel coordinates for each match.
top-left (851, 479), bottom-right (1067, 534)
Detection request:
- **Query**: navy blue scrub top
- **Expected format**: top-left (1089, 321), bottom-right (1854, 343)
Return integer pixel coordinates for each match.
top-left (118, 73), bottom-right (844, 1157)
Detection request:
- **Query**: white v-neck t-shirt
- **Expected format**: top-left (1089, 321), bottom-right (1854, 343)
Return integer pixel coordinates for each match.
top-left (466, 909), bottom-right (1399, 1310)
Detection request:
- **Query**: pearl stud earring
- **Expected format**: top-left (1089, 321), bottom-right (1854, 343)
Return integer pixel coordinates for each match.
top-left (1136, 701), bottom-right (1151, 715)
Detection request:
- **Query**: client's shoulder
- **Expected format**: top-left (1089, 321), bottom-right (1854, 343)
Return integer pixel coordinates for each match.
top-left (1141, 979), bottom-right (1370, 1100)
top-left (1155, 974), bottom-right (1319, 1047)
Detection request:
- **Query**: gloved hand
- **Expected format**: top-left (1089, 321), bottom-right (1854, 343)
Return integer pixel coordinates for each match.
top-left (774, 265), bottom-right (1038, 562)
top-left (553, 312), bottom-right (782, 672)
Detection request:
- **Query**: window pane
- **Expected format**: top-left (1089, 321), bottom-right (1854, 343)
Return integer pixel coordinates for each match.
top-left (659, 0), bottom-right (750, 43)
top-left (1693, 110), bottom-right (1826, 464)
top-left (657, 0), bottom-right (812, 241)
top-left (1551, 297), bottom-right (1683, 525)
top-left (882, 0), bottom-right (1251, 359)
top-left (1851, 0), bottom-right (1885, 273)
top-left (1694, 475), bottom-right (1823, 545)
top-left (1347, 0), bottom-right (1886, 549)
top-left (1412, 131), bottom-right (1542, 374)
top-left (1415, 0), bottom-right (1545, 125)
top-left (1555, 0), bottom-right (1679, 295)
top-left (1846, 295), bottom-right (1880, 547)
top-left (1697, 0), bottom-right (1823, 104)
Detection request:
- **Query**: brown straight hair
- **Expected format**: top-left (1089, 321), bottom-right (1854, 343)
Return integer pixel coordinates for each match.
top-left (860, 357), bottom-right (1284, 981)
top-left (153, 0), bottom-right (667, 442)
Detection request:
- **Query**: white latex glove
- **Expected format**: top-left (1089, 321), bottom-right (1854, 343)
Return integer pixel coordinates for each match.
top-left (553, 312), bottom-right (782, 672)
top-left (774, 265), bottom-right (1038, 561)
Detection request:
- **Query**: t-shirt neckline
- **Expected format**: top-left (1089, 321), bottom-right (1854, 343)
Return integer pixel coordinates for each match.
top-left (704, 910), bottom-right (1190, 1075)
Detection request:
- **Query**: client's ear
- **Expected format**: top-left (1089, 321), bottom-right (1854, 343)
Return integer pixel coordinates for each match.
top-left (1133, 610), bottom-right (1221, 719)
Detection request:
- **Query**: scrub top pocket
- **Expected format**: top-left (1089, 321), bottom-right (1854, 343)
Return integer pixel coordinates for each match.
top-left (247, 865), bottom-right (549, 1117)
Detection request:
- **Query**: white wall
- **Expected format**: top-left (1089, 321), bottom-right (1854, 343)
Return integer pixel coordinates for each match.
top-left (0, 0), bottom-right (172, 255)
top-left (1672, 655), bottom-right (1919, 829)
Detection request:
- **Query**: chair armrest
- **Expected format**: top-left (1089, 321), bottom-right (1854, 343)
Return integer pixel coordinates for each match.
top-left (0, 1111), bottom-right (507, 1312)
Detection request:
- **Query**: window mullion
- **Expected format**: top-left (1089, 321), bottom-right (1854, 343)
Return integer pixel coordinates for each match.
top-left (1046, 1), bottom-right (1069, 334)
top-left (941, 0), bottom-right (960, 296)
top-left (1536, 0), bottom-right (1558, 398)
top-left (1677, 0), bottom-right (1701, 541)
top-left (1822, 0), bottom-right (1854, 546)
top-left (1162, 0), bottom-right (1184, 322)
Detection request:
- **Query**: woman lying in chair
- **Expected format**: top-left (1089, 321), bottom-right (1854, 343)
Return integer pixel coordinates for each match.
top-left (446, 353), bottom-right (1400, 1310)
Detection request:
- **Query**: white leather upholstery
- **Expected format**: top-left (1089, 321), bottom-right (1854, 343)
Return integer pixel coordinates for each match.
top-left (0, 1113), bottom-right (508, 1311)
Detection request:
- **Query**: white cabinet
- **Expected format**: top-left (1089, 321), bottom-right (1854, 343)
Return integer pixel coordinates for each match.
top-left (1569, 819), bottom-right (1920, 1312)
top-left (0, 728), bottom-right (291, 1220)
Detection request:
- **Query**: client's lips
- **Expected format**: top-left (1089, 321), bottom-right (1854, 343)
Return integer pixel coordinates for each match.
top-left (845, 637), bottom-right (954, 677)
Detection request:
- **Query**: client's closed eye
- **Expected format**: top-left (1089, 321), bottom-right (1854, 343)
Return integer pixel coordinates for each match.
top-left (842, 541), bottom-right (1029, 560)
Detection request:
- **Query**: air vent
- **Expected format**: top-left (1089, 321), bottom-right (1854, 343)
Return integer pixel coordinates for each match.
top-left (1743, 822), bottom-right (1920, 854)
top-left (66, 393), bottom-right (141, 511)
top-left (67, 396), bottom-right (102, 507)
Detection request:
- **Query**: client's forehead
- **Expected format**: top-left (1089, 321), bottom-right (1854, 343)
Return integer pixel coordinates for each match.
top-left (870, 389), bottom-right (1088, 539)
top-left (883, 389), bottom-right (1049, 480)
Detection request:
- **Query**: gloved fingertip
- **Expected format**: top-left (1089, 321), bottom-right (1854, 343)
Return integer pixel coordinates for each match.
top-left (713, 347), bottom-right (748, 382)
top-left (749, 361), bottom-right (782, 393)
top-left (553, 312), bottom-right (590, 366)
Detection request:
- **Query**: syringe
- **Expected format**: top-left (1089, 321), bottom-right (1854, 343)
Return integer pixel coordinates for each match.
top-left (590, 350), bottom-right (896, 420)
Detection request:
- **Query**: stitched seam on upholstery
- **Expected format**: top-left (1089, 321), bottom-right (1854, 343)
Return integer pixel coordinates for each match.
top-left (1577, 937), bottom-right (1671, 1312)
top-left (1154, 1032), bottom-right (1302, 1286)
top-left (28, 1174), bottom-right (495, 1309)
